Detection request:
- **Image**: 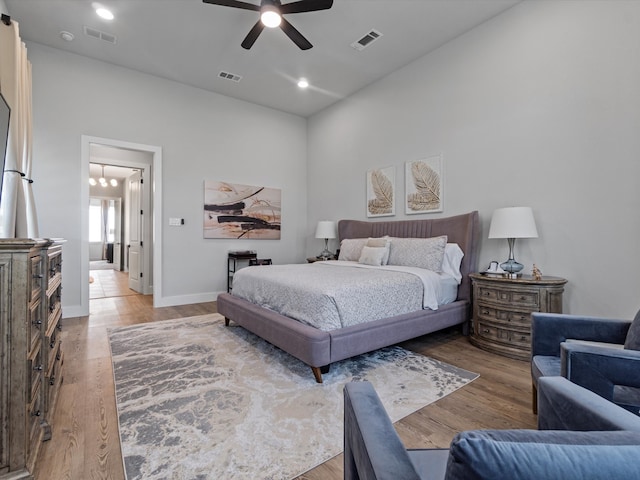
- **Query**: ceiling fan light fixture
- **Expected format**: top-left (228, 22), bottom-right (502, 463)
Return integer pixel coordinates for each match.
top-left (260, 6), bottom-right (281, 28)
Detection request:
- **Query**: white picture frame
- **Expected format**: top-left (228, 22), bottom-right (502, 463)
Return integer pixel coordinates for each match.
top-left (405, 154), bottom-right (443, 214)
top-left (366, 166), bottom-right (395, 218)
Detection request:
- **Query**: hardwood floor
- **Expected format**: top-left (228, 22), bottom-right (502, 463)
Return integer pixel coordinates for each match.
top-left (34, 274), bottom-right (537, 479)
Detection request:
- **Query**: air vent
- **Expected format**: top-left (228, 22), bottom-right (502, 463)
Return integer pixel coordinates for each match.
top-left (83, 26), bottom-right (117, 44)
top-left (351, 29), bottom-right (383, 51)
top-left (218, 71), bottom-right (242, 83)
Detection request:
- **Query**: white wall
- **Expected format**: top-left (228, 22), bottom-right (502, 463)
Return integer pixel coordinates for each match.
top-left (27, 43), bottom-right (307, 316)
top-left (307, 1), bottom-right (640, 319)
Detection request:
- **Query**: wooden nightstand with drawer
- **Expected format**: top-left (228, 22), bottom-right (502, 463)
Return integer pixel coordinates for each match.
top-left (469, 272), bottom-right (567, 360)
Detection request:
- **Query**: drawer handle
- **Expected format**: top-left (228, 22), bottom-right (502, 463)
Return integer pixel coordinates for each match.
top-left (49, 376), bottom-right (55, 386)
top-left (32, 319), bottom-right (43, 328)
top-left (34, 273), bottom-right (44, 279)
top-left (32, 410), bottom-right (41, 417)
top-left (482, 309), bottom-right (490, 315)
top-left (483, 328), bottom-right (490, 333)
top-left (50, 340), bottom-right (56, 349)
top-left (56, 353), bottom-right (61, 361)
top-left (57, 324), bottom-right (63, 331)
top-left (518, 296), bottom-right (528, 301)
top-left (521, 336), bottom-right (527, 341)
top-left (33, 364), bottom-right (43, 371)
top-left (484, 292), bottom-right (491, 296)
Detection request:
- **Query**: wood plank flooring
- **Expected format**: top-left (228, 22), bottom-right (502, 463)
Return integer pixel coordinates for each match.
top-left (34, 269), bottom-right (537, 479)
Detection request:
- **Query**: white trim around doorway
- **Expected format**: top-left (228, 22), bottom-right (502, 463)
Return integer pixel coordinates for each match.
top-left (79, 135), bottom-right (164, 315)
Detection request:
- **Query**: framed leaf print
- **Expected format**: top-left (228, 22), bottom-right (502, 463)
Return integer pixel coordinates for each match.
top-left (366, 166), bottom-right (395, 217)
top-left (405, 155), bottom-right (443, 214)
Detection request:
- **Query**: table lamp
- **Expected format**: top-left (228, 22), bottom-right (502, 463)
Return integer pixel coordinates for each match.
top-left (315, 221), bottom-right (336, 260)
top-left (488, 207), bottom-right (538, 278)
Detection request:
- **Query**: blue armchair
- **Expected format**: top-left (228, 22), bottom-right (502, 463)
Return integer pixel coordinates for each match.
top-left (531, 310), bottom-right (640, 414)
top-left (344, 378), bottom-right (640, 480)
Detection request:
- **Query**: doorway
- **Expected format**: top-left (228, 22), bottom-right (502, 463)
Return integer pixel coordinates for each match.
top-left (80, 135), bottom-right (163, 316)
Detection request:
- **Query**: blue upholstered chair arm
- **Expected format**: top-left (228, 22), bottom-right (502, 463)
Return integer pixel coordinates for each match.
top-left (531, 313), bottom-right (631, 357)
top-left (537, 376), bottom-right (640, 431)
top-left (560, 342), bottom-right (640, 414)
top-left (344, 381), bottom-right (422, 480)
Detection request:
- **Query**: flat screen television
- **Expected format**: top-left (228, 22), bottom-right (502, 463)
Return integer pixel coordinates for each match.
top-left (0, 91), bottom-right (10, 205)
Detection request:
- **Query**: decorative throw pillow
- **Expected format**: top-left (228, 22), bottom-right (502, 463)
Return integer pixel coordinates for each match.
top-left (623, 309), bottom-right (640, 350)
top-left (387, 235), bottom-right (448, 272)
top-left (358, 246), bottom-right (387, 266)
top-left (366, 236), bottom-right (391, 265)
top-left (338, 238), bottom-right (368, 261)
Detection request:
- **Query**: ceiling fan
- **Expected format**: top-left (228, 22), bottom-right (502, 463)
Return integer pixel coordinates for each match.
top-left (202, 0), bottom-right (333, 50)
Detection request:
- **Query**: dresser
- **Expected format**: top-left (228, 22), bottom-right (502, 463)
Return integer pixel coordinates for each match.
top-left (0, 238), bottom-right (64, 479)
top-left (469, 273), bottom-right (567, 360)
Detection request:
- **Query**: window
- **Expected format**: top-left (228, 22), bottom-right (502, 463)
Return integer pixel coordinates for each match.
top-left (89, 198), bottom-right (116, 242)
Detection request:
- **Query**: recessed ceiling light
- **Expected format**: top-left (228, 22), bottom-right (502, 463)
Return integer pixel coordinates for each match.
top-left (96, 7), bottom-right (114, 20)
top-left (297, 78), bottom-right (309, 89)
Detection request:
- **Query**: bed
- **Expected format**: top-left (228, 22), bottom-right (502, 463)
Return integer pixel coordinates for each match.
top-left (216, 211), bottom-right (479, 382)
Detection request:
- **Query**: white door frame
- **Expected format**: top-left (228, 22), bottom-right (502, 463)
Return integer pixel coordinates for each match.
top-left (80, 135), bottom-right (163, 314)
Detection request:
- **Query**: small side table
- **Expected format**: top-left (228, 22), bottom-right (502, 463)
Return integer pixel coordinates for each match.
top-left (227, 251), bottom-right (257, 292)
top-left (469, 272), bottom-right (568, 360)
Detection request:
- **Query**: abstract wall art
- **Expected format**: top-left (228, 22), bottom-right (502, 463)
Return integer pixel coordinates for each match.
top-left (204, 180), bottom-right (281, 239)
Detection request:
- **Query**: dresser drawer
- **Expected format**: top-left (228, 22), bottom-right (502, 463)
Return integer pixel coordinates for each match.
top-left (475, 321), bottom-right (531, 350)
top-left (28, 346), bottom-right (43, 405)
top-left (28, 380), bottom-right (43, 446)
top-left (27, 297), bottom-right (43, 352)
top-left (30, 254), bottom-right (43, 303)
top-left (476, 285), bottom-right (540, 309)
top-left (476, 305), bottom-right (532, 329)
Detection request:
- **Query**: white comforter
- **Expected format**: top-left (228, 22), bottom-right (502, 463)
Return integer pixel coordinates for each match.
top-left (231, 261), bottom-right (457, 331)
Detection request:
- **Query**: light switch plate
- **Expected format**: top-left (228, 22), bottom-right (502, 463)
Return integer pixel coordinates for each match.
top-left (169, 218), bottom-right (183, 226)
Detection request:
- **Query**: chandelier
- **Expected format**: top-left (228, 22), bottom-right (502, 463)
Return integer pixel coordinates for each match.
top-left (89, 165), bottom-right (118, 187)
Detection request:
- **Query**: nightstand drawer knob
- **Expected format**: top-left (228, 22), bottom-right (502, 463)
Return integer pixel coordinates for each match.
top-left (483, 328), bottom-right (490, 334)
top-left (32, 409), bottom-right (41, 417)
top-left (482, 309), bottom-right (490, 315)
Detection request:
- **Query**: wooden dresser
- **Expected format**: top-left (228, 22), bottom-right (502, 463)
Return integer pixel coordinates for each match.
top-left (469, 272), bottom-right (567, 361)
top-left (0, 239), bottom-right (64, 479)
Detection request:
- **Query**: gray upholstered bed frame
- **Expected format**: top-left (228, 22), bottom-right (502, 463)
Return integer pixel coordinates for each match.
top-left (216, 211), bottom-right (480, 383)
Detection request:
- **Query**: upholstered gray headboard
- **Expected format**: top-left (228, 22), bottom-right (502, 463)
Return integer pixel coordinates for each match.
top-left (338, 211), bottom-right (480, 302)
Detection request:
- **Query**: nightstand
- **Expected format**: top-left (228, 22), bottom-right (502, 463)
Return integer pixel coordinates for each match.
top-left (469, 273), bottom-right (568, 360)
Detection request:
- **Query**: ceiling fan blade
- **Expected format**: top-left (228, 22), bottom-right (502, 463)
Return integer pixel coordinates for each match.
top-left (280, 17), bottom-right (312, 50)
top-left (280, 0), bottom-right (333, 15)
top-left (202, 0), bottom-right (260, 11)
top-left (241, 20), bottom-right (265, 49)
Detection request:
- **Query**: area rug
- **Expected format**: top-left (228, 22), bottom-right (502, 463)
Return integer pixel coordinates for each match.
top-left (108, 314), bottom-right (477, 480)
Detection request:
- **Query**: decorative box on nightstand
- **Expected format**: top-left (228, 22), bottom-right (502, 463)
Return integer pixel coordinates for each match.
top-left (469, 272), bottom-right (567, 360)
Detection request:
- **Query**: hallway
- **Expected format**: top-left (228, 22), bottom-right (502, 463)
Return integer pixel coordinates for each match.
top-left (89, 268), bottom-right (137, 299)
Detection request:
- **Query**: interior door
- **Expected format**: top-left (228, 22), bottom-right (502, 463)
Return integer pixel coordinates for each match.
top-left (127, 171), bottom-right (143, 293)
top-left (112, 198), bottom-right (122, 271)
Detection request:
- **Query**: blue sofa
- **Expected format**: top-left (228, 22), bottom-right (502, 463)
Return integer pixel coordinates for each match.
top-left (344, 378), bottom-right (640, 480)
top-left (531, 311), bottom-right (640, 414)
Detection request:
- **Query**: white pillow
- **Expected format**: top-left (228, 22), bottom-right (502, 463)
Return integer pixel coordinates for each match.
top-left (338, 238), bottom-right (368, 261)
top-left (442, 243), bottom-right (464, 284)
top-left (358, 246), bottom-right (387, 266)
top-left (366, 236), bottom-right (391, 265)
top-left (387, 235), bottom-right (448, 272)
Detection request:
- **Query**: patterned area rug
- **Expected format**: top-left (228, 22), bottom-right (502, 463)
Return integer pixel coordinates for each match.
top-left (108, 314), bottom-right (477, 480)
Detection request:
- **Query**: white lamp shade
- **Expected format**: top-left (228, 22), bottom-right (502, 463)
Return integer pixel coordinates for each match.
top-left (315, 221), bottom-right (337, 239)
top-left (488, 207), bottom-right (538, 239)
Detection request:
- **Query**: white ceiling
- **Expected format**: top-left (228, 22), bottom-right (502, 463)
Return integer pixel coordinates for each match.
top-left (5, 0), bottom-right (519, 117)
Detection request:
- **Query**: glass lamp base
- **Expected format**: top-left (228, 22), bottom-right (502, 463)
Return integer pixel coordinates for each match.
top-left (500, 258), bottom-right (523, 278)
